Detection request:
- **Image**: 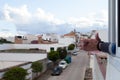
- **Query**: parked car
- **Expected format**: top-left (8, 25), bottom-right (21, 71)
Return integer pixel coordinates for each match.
top-left (51, 66), bottom-right (63, 76)
top-left (47, 60), bottom-right (53, 70)
top-left (72, 52), bottom-right (78, 56)
top-left (59, 60), bottom-right (68, 69)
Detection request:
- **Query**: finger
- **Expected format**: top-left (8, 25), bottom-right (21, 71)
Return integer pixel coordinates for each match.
top-left (95, 33), bottom-right (101, 42)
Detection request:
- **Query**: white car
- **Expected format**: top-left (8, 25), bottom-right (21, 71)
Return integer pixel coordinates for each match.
top-left (72, 52), bottom-right (78, 56)
top-left (58, 60), bottom-right (68, 69)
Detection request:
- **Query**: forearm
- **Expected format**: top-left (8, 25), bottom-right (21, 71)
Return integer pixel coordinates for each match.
top-left (97, 42), bottom-right (116, 55)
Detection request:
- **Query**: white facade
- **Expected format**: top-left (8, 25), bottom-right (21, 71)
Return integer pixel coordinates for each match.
top-left (0, 35), bottom-right (72, 79)
top-left (97, 29), bottom-right (108, 42)
top-left (90, 55), bottom-right (104, 80)
top-left (22, 34), bottom-right (38, 44)
top-left (42, 33), bottom-right (59, 42)
top-left (106, 0), bottom-right (120, 80)
top-left (94, 29), bottom-right (120, 80)
top-left (91, 29), bottom-right (108, 42)
top-left (0, 44), bottom-right (13, 50)
top-left (0, 53), bottom-right (47, 80)
top-left (0, 61), bottom-right (25, 70)
top-left (0, 43), bottom-right (68, 52)
top-left (0, 53), bottom-right (47, 62)
top-left (106, 55), bottom-right (120, 80)
top-left (58, 37), bottom-right (75, 45)
top-left (93, 29), bottom-right (120, 80)
top-left (5, 37), bottom-right (15, 42)
top-left (0, 62), bottom-right (32, 79)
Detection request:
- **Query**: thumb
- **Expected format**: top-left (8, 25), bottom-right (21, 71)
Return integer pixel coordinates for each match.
top-left (95, 33), bottom-right (101, 42)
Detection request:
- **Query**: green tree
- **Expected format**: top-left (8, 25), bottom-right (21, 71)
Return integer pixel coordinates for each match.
top-left (57, 47), bottom-right (62, 53)
top-left (0, 38), bottom-right (12, 44)
top-left (57, 47), bottom-right (67, 59)
top-left (31, 61), bottom-right (43, 73)
top-left (3, 67), bottom-right (27, 80)
top-left (48, 51), bottom-right (59, 63)
top-left (68, 44), bottom-right (75, 50)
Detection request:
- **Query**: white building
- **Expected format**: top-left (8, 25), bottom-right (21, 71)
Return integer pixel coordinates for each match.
top-left (0, 53), bottom-right (47, 80)
top-left (90, 28), bottom-right (120, 80)
top-left (105, 0), bottom-right (120, 80)
top-left (89, 29), bottom-right (108, 80)
top-left (91, 29), bottom-right (108, 42)
top-left (58, 37), bottom-right (75, 45)
top-left (4, 37), bottom-right (15, 43)
top-left (22, 34), bottom-right (38, 44)
top-left (0, 43), bottom-right (68, 52)
top-left (42, 33), bottom-right (59, 42)
top-left (0, 42), bottom-right (69, 79)
top-left (58, 31), bottom-right (76, 45)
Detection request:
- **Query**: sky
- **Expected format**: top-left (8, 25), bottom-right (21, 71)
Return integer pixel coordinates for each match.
top-left (0, 0), bottom-right (108, 37)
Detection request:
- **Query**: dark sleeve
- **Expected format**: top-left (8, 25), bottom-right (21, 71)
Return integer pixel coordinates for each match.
top-left (97, 42), bottom-right (116, 55)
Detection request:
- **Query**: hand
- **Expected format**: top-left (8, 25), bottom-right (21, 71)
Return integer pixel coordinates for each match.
top-left (80, 33), bottom-right (100, 51)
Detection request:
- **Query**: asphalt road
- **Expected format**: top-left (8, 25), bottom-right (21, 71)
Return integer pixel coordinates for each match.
top-left (46, 50), bottom-right (89, 80)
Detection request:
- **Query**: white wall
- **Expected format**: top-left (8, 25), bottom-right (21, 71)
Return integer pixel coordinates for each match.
top-left (0, 62), bottom-right (25, 69)
top-left (0, 44), bottom-right (13, 50)
top-left (5, 37), bottom-right (15, 42)
top-left (0, 62), bottom-right (32, 80)
top-left (90, 54), bottom-right (120, 80)
top-left (21, 63), bottom-right (32, 80)
top-left (0, 63), bottom-right (32, 80)
top-left (42, 33), bottom-right (59, 42)
top-left (13, 44), bottom-right (67, 52)
top-left (0, 59), bottom-right (47, 80)
top-left (0, 53), bottom-right (47, 62)
top-left (106, 55), bottom-right (120, 80)
top-left (91, 29), bottom-right (108, 42)
top-left (58, 37), bottom-right (75, 45)
top-left (96, 29), bottom-right (120, 80)
top-left (98, 29), bottom-right (108, 42)
top-left (23, 34), bottom-right (38, 44)
top-left (0, 44), bottom-right (68, 52)
top-left (90, 55), bottom-right (104, 80)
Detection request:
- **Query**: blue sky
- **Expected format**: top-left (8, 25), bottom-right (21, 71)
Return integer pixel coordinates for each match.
top-left (0, 0), bottom-right (108, 36)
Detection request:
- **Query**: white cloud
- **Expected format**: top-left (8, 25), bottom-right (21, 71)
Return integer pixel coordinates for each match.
top-left (34, 8), bottom-right (54, 22)
top-left (0, 32), bottom-right (15, 37)
top-left (68, 10), bottom-right (108, 28)
top-left (68, 17), bottom-right (93, 28)
top-left (0, 4), bottom-right (108, 34)
top-left (34, 8), bottom-right (64, 25)
top-left (2, 4), bottom-right (64, 25)
top-left (3, 4), bottom-right (31, 24)
top-left (0, 20), bottom-right (17, 37)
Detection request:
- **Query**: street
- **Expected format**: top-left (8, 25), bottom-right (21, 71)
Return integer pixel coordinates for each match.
top-left (37, 50), bottom-right (89, 80)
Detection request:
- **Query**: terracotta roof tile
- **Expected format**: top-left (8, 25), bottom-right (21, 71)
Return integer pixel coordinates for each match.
top-left (64, 31), bottom-right (75, 37)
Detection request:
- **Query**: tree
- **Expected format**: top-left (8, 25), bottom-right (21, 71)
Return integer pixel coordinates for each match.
top-left (68, 44), bottom-right (75, 50)
top-left (3, 67), bottom-right (27, 80)
top-left (31, 61), bottom-right (43, 73)
top-left (0, 38), bottom-right (12, 44)
top-left (57, 47), bottom-right (62, 53)
top-left (48, 51), bottom-right (59, 63)
top-left (57, 47), bottom-right (67, 59)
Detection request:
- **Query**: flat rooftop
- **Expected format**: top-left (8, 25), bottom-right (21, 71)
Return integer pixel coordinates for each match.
top-left (0, 61), bottom-right (25, 70)
top-left (0, 53), bottom-right (47, 62)
top-left (0, 53), bottom-right (47, 70)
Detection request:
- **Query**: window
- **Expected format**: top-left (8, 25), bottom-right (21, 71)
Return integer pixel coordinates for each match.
top-left (118, 0), bottom-right (120, 47)
top-left (50, 47), bottom-right (54, 51)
